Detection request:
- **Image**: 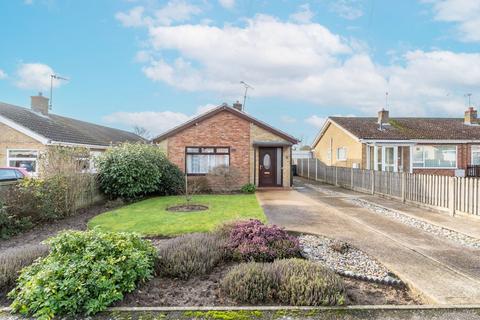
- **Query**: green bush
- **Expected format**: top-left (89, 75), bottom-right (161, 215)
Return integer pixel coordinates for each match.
top-left (240, 183), bottom-right (256, 194)
top-left (0, 200), bottom-right (32, 239)
top-left (96, 143), bottom-right (184, 200)
top-left (0, 244), bottom-right (49, 289)
top-left (221, 259), bottom-right (345, 306)
top-left (157, 160), bottom-right (185, 196)
top-left (8, 229), bottom-right (157, 319)
top-left (156, 233), bottom-right (226, 279)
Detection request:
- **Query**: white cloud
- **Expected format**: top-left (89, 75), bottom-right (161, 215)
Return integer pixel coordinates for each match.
top-left (15, 63), bottom-right (65, 91)
top-left (305, 115), bottom-right (327, 128)
top-left (103, 103), bottom-right (220, 135)
top-left (196, 103), bottom-right (218, 114)
top-left (425, 0), bottom-right (480, 42)
top-left (290, 4), bottom-right (314, 24)
top-left (115, 0), bottom-right (201, 27)
top-left (218, 0), bottom-right (235, 9)
top-left (103, 111), bottom-right (190, 135)
top-left (116, 6), bottom-right (148, 27)
top-left (119, 8), bottom-right (480, 117)
top-left (330, 0), bottom-right (364, 20)
top-left (0, 69), bottom-right (7, 79)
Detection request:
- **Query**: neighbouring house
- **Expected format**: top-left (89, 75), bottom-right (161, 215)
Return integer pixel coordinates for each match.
top-left (312, 107), bottom-right (480, 176)
top-left (152, 102), bottom-right (299, 188)
top-left (0, 93), bottom-right (144, 174)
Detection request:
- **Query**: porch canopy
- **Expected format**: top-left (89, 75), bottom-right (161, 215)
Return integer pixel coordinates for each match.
top-left (252, 140), bottom-right (293, 147)
top-left (364, 141), bottom-right (416, 173)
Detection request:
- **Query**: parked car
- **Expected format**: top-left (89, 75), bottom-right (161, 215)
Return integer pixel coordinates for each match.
top-left (0, 167), bottom-right (30, 182)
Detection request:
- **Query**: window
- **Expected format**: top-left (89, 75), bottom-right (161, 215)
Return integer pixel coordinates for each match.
top-left (472, 146), bottom-right (480, 165)
top-left (412, 145), bottom-right (457, 168)
top-left (384, 147), bottom-right (395, 172)
top-left (7, 149), bottom-right (38, 173)
top-left (336, 147), bottom-right (347, 161)
top-left (186, 147), bottom-right (230, 174)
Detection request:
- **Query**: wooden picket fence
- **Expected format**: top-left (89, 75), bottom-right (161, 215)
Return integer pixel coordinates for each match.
top-left (296, 158), bottom-right (480, 216)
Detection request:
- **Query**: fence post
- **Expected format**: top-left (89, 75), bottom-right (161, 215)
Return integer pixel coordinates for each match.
top-left (315, 159), bottom-right (318, 181)
top-left (335, 166), bottom-right (338, 186)
top-left (350, 168), bottom-right (354, 190)
top-left (301, 159), bottom-right (304, 177)
top-left (401, 173), bottom-right (406, 203)
top-left (307, 159), bottom-right (310, 179)
top-left (448, 177), bottom-right (456, 216)
top-left (371, 170), bottom-right (375, 195)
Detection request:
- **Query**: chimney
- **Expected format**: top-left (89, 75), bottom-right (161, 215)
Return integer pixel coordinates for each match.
top-left (378, 108), bottom-right (389, 125)
top-left (464, 107), bottom-right (479, 125)
top-left (31, 92), bottom-right (49, 115)
top-left (232, 100), bottom-right (243, 111)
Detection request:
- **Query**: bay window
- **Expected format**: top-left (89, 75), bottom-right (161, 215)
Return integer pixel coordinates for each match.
top-left (186, 147), bottom-right (230, 174)
top-left (412, 145), bottom-right (457, 168)
top-left (7, 149), bottom-right (38, 173)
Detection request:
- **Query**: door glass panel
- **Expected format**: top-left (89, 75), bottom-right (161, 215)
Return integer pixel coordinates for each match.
top-left (263, 154), bottom-right (271, 170)
top-left (384, 147), bottom-right (394, 171)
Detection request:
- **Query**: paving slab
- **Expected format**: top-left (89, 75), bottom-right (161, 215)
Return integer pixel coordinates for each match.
top-left (256, 181), bottom-right (480, 305)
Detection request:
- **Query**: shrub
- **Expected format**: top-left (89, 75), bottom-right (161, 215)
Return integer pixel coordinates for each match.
top-left (8, 229), bottom-right (156, 319)
top-left (96, 143), bottom-right (184, 200)
top-left (157, 160), bottom-right (185, 196)
top-left (0, 244), bottom-right (49, 289)
top-left (0, 201), bottom-right (32, 239)
top-left (156, 233), bottom-right (226, 279)
top-left (240, 183), bottom-right (256, 194)
top-left (226, 220), bottom-right (300, 262)
top-left (220, 261), bottom-right (279, 304)
top-left (221, 259), bottom-right (346, 306)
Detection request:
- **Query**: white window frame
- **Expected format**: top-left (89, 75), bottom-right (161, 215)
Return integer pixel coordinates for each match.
top-left (382, 146), bottom-right (398, 172)
top-left (336, 147), bottom-right (347, 161)
top-left (411, 145), bottom-right (458, 169)
top-left (185, 146), bottom-right (230, 175)
top-left (472, 145), bottom-right (480, 166)
top-left (6, 149), bottom-right (39, 173)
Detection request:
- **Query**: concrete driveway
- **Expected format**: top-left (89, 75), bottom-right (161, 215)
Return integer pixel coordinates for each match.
top-left (256, 178), bottom-right (480, 305)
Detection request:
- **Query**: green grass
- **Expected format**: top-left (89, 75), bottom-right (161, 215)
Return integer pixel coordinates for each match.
top-left (88, 194), bottom-right (266, 237)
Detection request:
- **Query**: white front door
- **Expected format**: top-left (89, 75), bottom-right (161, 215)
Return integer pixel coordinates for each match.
top-left (382, 146), bottom-right (398, 172)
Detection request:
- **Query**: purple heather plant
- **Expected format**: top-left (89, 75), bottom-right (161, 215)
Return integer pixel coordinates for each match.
top-left (227, 219), bottom-right (300, 262)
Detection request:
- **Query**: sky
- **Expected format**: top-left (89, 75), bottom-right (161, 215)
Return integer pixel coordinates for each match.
top-left (0, 0), bottom-right (479, 145)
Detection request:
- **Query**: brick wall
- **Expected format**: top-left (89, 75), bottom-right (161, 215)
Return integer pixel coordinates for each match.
top-left (0, 122), bottom-right (45, 169)
top-left (165, 110), bottom-right (251, 188)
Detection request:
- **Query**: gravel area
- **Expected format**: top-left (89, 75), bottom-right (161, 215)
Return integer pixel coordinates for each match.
top-left (348, 198), bottom-right (480, 250)
top-left (299, 234), bottom-right (397, 282)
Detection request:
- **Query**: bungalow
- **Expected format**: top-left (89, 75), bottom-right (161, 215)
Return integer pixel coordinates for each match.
top-left (0, 93), bottom-right (144, 174)
top-left (311, 107), bottom-right (480, 176)
top-left (152, 102), bottom-right (299, 188)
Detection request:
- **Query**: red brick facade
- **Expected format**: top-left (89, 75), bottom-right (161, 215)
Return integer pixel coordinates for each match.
top-left (166, 110), bottom-right (251, 187)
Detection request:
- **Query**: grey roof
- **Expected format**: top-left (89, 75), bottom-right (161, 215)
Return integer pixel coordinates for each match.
top-left (0, 102), bottom-right (144, 146)
top-left (329, 117), bottom-right (480, 141)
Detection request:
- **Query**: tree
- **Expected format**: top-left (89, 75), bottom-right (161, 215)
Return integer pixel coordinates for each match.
top-left (133, 126), bottom-right (151, 140)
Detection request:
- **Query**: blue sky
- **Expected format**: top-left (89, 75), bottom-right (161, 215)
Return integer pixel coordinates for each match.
top-left (0, 0), bottom-right (479, 145)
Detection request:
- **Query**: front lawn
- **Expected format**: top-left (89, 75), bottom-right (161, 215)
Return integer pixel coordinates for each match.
top-left (88, 194), bottom-right (266, 237)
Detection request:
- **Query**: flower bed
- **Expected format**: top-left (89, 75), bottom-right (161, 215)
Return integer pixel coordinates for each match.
top-left (1, 221), bottom-right (422, 318)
